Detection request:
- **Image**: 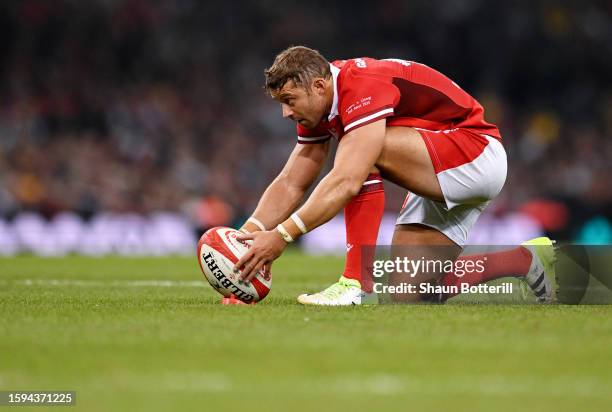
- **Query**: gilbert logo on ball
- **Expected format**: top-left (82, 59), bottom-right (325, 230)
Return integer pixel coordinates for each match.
top-left (197, 227), bottom-right (271, 303)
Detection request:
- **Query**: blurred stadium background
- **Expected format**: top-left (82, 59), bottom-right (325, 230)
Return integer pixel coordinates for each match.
top-left (0, 0), bottom-right (610, 256)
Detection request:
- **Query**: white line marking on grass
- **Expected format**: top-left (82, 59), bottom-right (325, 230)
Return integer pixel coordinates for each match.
top-left (0, 279), bottom-right (206, 288)
top-left (317, 374), bottom-right (612, 399)
top-left (87, 372), bottom-right (232, 393)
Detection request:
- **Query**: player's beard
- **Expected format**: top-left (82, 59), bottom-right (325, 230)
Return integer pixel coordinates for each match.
top-left (301, 97), bottom-right (325, 129)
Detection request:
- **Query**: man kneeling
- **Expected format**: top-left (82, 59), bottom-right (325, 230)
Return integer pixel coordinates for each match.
top-left (235, 46), bottom-right (556, 305)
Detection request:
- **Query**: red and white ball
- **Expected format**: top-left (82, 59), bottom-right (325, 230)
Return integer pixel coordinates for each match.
top-left (197, 227), bottom-right (271, 303)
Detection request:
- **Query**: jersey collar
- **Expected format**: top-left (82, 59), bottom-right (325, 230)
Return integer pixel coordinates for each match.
top-left (328, 63), bottom-right (340, 121)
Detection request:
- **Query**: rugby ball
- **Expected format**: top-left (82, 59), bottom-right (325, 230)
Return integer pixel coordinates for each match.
top-left (197, 226), bottom-right (271, 303)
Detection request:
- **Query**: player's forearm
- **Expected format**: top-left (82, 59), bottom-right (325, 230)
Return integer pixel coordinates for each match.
top-left (276, 122), bottom-right (385, 239)
top-left (241, 176), bottom-right (306, 233)
top-left (278, 171), bottom-right (360, 239)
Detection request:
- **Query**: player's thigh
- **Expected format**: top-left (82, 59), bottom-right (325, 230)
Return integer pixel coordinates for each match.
top-left (376, 126), bottom-right (444, 202)
top-left (388, 223), bottom-right (462, 302)
top-left (392, 223), bottom-right (463, 247)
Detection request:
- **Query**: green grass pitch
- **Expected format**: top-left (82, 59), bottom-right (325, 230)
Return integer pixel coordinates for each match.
top-left (1, 251), bottom-right (612, 411)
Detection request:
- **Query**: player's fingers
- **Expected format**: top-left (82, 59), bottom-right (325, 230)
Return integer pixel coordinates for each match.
top-left (235, 250), bottom-right (254, 271)
top-left (245, 259), bottom-right (266, 283)
top-left (239, 254), bottom-right (260, 281)
top-left (262, 262), bottom-right (273, 280)
top-left (236, 232), bottom-right (255, 241)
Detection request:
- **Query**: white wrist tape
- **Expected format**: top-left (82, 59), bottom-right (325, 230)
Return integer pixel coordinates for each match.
top-left (247, 217), bottom-right (266, 231)
top-left (276, 224), bottom-right (294, 243)
top-left (291, 213), bottom-right (308, 234)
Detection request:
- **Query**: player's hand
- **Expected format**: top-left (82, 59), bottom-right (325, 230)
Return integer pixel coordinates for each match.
top-left (262, 262), bottom-right (273, 281)
top-left (235, 230), bottom-right (287, 282)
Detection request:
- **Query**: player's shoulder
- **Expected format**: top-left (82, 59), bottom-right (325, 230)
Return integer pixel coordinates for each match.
top-left (333, 57), bottom-right (380, 74)
top-left (334, 57), bottom-right (411, 82)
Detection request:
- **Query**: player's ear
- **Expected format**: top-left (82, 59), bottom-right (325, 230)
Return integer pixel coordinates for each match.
top-left (311, 78), bottom-right (326, 95)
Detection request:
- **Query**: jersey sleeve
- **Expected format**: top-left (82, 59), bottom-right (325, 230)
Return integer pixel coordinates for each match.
top-left (339, 71), bottom-right (399, 133)
top-left (296, 122), bottom-right (331, 144)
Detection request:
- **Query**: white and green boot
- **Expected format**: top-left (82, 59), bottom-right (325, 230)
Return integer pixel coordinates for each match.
top-left (522, 237), bottom-right (558, 303)
top-left (297, 276), bottom-right (373, 306)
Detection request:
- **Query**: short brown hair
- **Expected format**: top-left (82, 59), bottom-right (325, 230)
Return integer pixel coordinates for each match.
top-left (264, 46), bottom-right (330, 96)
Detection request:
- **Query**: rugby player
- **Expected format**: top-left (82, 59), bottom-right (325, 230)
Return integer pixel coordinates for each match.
top-left (235, 46), bottom-right (556, 305)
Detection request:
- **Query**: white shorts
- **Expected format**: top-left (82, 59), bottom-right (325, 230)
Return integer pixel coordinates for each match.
top-left (396, 129), bottom-right (507, 245)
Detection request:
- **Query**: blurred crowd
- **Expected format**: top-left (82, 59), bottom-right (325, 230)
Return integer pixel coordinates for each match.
top-left (0, 0), bottom-right (610, 244)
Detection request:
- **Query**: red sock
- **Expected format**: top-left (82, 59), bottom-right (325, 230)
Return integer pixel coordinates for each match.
top-left (343, 173), bottom-right (385, 292)
top-left (441, 246), bottom-right (533, 299)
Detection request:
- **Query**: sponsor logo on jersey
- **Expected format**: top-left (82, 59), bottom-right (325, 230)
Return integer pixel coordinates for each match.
top-left (354, 58), bottom-right (367, 68)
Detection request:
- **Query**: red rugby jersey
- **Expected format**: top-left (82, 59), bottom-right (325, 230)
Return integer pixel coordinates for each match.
top-left (296, 58), bottom-right (500, 144)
